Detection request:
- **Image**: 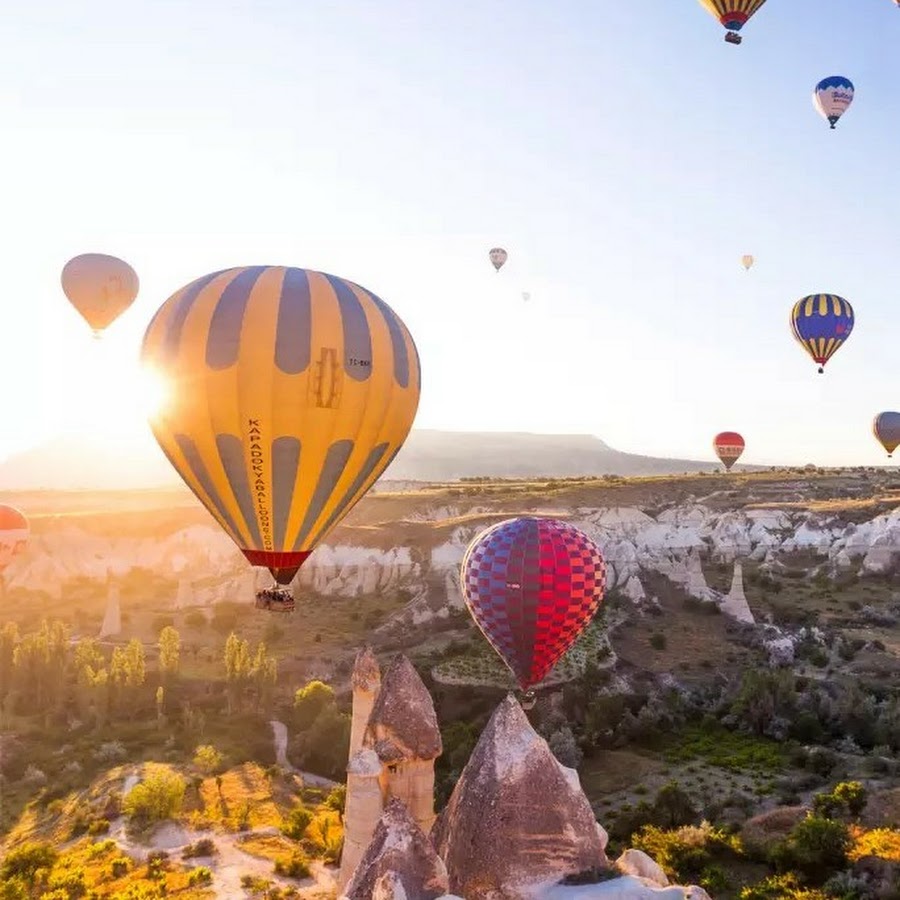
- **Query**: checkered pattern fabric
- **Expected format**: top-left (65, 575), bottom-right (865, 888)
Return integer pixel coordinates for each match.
top-left (461, 517), bottom-right (607, 690)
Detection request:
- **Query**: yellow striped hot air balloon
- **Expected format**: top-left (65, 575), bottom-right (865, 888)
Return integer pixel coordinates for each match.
top-left (697, 0), bottom-right (767, 44)
top-left (141, 266), bottom-right (420, 593)
top-left (790, 293), bottom-right (854, 374)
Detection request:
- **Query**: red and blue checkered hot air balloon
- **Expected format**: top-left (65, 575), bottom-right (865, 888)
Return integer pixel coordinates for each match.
top-left (790, 293), bottom-right (855, 374)
top-left (461, 517), bottom-right (606, 695)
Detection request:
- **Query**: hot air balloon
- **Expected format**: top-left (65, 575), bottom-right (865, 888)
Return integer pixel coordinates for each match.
top-left (61, 254), bottom-right (139, 338)
top-left (873, 412), bottom-right (900, 458)
top-left (813, 76), bottom-right (855, 129)
top-left (0, 505), bottom-right (28, 576)
top-left (791, 294), bottom-right (854, 374)
top-left (489, 248), bottom-right (508, 272)
top-left (461, 517), bottom-right (606, 699)
top-left (141, 266), bottom-right (420, 608)
top-left (713, 432), bottom-right (745, 471)
top-left (698, 0), bottom-right (767, 44)
top-left (741, 255), bottom-right (754, 271)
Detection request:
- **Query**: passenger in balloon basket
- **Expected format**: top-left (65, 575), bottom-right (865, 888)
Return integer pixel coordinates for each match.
top-left (255, 586), bottom-right (295, 613)
top-left (724, 32), bottom-right (742, 45)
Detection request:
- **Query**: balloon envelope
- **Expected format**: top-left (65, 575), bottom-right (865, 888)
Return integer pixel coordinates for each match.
top-left (790, 294), bottom-right (854, 372)
top-left (813, 76), bottom-right (855, 128)
top-left (61, 254), bottom-right (139, 335)
top-left (489, 248), bottom-right (508, 271)
top-left (141, 266), bottom-right (420, 585)
top-left (698, 0), bottom-right (767, 32)
top-left (461, 517), bottom-right (606, 690)
top-left (741, 255), bottom-right (754, 271)
top-left (713, 432), bottom-right (745, 470)
top-left (873, 412), bottom-right (900, 457)
top-left (0, 506), bottom-right (28, 573)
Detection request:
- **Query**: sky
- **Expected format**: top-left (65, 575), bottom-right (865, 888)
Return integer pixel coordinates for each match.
top-left (1, 0), bottom-right (899, 472)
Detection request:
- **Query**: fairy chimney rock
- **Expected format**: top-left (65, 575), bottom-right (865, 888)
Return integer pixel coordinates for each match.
top-left (351, 646), bottom-right (383, 758)
top-left (342, 799), bottom-right (449, 900)
top-left (339, 749), bottom-right (386, 890)
top-left (432, 694), bottom-right (609, 898)
top-left (364, 655), bottom-right (442, 835)
top-left (720, 561), bottom-right (755, 625)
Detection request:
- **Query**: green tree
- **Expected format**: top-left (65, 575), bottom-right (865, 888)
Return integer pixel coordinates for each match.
top-left (0, 621), bottom-right (19, 704)
top-left (158, 626), bottom-right (180, 681)
top-left (294, 680), bottom-right (335, 729)
top-left (783, 816), bottom-right (851, 880)
top-left (0, 841), bottom-right (57, 890)
top-left (123, 768), bottom-right (186, 826)
top-left (224, 632), bottom-right (252, 713)
top-left (292, 705), bottom-right (351, 779)
top-left (250, 642), bottom-right (277, 713)
top-left (193, 744), bottom-right (224, 776)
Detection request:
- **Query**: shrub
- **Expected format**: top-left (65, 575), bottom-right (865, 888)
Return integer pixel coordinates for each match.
top-left (188, 866), bottom-right (213, 886)
top-left (325, 784), bottom-right (347, 815)
top-left (0, 841), bottom-right (58, 886)
top-left (274, 850), bottom-right (311, 878)
top-left (87, 818), bottom-right (110, 836)
top-left (110, 858), bottom-right (130, 878)
top-left (739, 873), bottom-right (827, 899)
top-left (650, 633), bottom-right (667, 651)
top-left (183, 838), bottom-right (217, 858)
top-left (123, 768), bottom-right (186, 826)
top-left (281, 803), bottom-right (313, 840)
top-left (193, 744), bottom-right (224, 776)
top-left (632, 822), bottom-right (739, 883)
top-left (779, 815), bottom-right (851, 880)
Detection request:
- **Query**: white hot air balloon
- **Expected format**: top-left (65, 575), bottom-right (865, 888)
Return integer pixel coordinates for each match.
top-left (741, 255), bottom-right (754, 271)
top-left (813, 76), bottom-right (855, 129)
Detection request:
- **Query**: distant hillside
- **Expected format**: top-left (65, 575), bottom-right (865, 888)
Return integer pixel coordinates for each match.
top-left (0, 430), bottom-right (741, 491)
top-left (382, 430), bottom-right (736, 481)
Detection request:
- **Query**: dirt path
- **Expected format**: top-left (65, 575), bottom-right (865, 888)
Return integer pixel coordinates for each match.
top-left (269, 719), bottom-right (339, 790)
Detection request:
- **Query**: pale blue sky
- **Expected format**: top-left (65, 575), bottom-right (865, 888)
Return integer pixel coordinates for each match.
top-left (1, 0), bottom-right (899, 470)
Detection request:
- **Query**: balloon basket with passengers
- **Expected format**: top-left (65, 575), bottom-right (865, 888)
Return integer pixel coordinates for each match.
top-left (254, 587), bottom-right (296, 613)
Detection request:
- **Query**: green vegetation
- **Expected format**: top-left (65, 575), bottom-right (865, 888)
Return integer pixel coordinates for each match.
top-left (122, 765), bottom-right (186, 828)
top-left (663, 725), bottom-right (787, 772)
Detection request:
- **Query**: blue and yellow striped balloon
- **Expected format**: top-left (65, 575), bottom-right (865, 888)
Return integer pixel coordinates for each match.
top-left (790, 293), bottom-right (854, 374)
top-left (141, 266), bottom-right (420, 584)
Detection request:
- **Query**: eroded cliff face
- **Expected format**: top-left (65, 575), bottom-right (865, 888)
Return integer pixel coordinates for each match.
top-left (8, 495), bottom-right (900, 630)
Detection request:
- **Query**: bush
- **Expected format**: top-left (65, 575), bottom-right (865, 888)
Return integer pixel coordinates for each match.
top-left (650, 633), bottom-right (667, 651)
top-left (779, 815), bottom-right (851, 880)
top-left (183, 838), bottom-right (217, 858)
top-left (123, 768), bottom-right (186, 826)
top-left (87, 818), bottom-right (110, 836)
top-left (188, 866), bottom-right (213, 886)
top-left (740, 873), bottom-right (827, 899)
top-left (325, 784), bottom-right (346, 815)
top-left (281, 803), bottom-right (313, 840)
top-left (110, 858), bottom-right (130, 878)
top-left (0, 841), bottom-right (58, 886)
top-left (632, 822), bottom-right (739, 883)
top-left (193, 744), bottom-right (225, 776)
top-left (293, 681), bottom-right (336, 729)
top-left (274, 850), bottom-right (311, 878)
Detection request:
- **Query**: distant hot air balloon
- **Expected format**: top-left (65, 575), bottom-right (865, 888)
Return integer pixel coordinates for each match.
top-left (813, 76), bottom-right (855, 129)
top-left (713, 432), bottom-right (745, 471)
top-left (461, 517), bottom-right (606, 696)
top-left (489, 248), bottom-right (508, 272)
top-left (141, 266), bottom-right (420, 601)
top-left (0, 506), bottom-right (28, 575)
top-left (873, 412), bottom-right (900, 458)
top-left (790, 293), bottom-right (855, 374)
top-left (741, 255), bottom-right (754, 271)
top-left (522, 291), bottom-right (531, 302)
top-left (698, 0), bottom-right (767, 44)
top-left (61, 254), bottom-right (139, 338)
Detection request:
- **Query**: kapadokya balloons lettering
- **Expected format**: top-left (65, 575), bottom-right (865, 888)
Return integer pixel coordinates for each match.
top-left (61, 254), bottom-right (139, 338)
top-left (489, 248), bottom-right (508, 272)
top-left (141, 266), bottom-right (420, 586)
top-left (873, 412), bottom-right (900, 458)
top-left (791, 294), bottom-right (854, 374)
top-left (813, 76), bottom-right (855, 129)
top-left (461, 517), bottom-right (606, 691)
top-left (698, 0), bottom-right (767, 44)
top-left (713, 432), bottom-right (745, 470)
top-left (0, 506), bottom-right (28, 573)
top-left (741, 255), bottom-right (754, 271)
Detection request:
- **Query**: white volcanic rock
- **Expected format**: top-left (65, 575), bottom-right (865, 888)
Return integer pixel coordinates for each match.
top-left (615, 850), bottom-right (668, 886)
top-left (342, 799), bottom-right (449, 900)
top-left (534, 879), bottom-right (712, 899)
top-left (720, 562), bottom-right (754, 625)
top-left (765, 637), bottom-right (795, 667)
top-left (432, 695), bottom-right (609, 897)
top-left (621, 576), bottom-right (646, 604)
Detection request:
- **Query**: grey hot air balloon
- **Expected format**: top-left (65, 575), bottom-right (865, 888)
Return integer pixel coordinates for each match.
top-left (874, 412), bottom-right (900, 458)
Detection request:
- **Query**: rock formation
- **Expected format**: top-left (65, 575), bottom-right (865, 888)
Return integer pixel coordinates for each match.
top-left (339, 653), bottom-right (442, 892)
top-left (364, 655), bottom-right (442, 836)
top-left (720, 561), bottom-right (754, 625)
top-left (351, 646), bottom-right (382, 758)
top-left (341, 799), bottom-right (449, 900)
top-left (432, 694), bottom-right (609, 898)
